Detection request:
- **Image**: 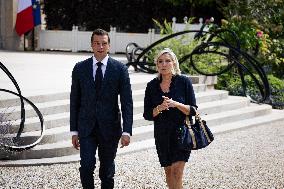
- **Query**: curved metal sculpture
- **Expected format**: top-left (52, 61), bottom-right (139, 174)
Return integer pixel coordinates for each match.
top-left (0, 62), bottom-right (45, 152)
top-left (126, 27), bottom-right (271, 103)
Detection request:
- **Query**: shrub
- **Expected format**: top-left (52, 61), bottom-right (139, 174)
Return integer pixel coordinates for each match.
top-left (215, 74), bottom-right (284, 109)
top-left (149, 19), bottom-right (224, 75)
top-left (220, 0), bottom-right (284, 79)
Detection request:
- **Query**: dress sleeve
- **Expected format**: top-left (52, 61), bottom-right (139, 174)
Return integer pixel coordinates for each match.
top-left (185, 77), bottom-right (198, 109)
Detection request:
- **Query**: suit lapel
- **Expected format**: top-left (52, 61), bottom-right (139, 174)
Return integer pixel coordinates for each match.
top-left (86, 57), bottom-right (96, 90)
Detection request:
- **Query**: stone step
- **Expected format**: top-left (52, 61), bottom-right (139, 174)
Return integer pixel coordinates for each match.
top-left (0, 75), bottom-right (217, 107)
top-left (203, 103), bottom-right (271, 126)
top-left (7, 90), bottom-right (229, 133)
top-left (197, 96), bottom-right (250, 115)
top-left (0, 82), bottom-right (150, 107)
top-left (130, 96), bottom-right (251, 128)
top-left (7, 102), bottom-right (271, 146)
top-left (0, 92), bottom-right (69, 108)
top-left (5, 94), bottom-right (247, 146)
top-left (132, 102), bottom-right (272, 131)
top-left (0, 102), bottom-right (272, 158)
top-left (0, 140), bottom-right (76, 160)
top-left (2, 95), bottom-right (249, 154)
top-left (195, 90), bottom-right (228, 104)
top-left (129, 83), bottom-right (213, 102)
top-left (0, 84), bottom-right (209, 119)
top-left (210, 109), bottom-right (284, 133)
top-left (1, 108), bottom-right (283, 166)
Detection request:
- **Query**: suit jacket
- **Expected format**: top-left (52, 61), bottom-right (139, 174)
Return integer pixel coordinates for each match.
top-left (70, 57), bottom-right (133, 140)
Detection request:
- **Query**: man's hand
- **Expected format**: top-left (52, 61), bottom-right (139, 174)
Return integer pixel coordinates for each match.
top-left (72, 135), bottom-right (80, 150)
top-left (120, 135), bottom-right (130, 148)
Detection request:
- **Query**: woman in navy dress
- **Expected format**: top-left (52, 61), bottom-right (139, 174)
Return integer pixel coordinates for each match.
top-left (143, 48), bottom-right (197, 189)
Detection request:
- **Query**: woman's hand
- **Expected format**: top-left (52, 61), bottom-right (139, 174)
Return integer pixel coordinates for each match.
top-left (162, 96), bottom-right (191, 115)
top-left (162, 96), bottom-right (177, 109)
top-left (153, 96), bottom-right (179, 117)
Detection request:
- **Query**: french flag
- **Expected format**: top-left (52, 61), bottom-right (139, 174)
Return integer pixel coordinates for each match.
top-left (15, 0), bottom-right (41, 36)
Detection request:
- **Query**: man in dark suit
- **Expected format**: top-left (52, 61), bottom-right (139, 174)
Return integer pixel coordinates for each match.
top-left (70, 28), bottom-right (133, 189)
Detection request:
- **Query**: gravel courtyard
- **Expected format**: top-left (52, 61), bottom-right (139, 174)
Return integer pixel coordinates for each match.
top-left (1, 123), bottom-right (284, 189)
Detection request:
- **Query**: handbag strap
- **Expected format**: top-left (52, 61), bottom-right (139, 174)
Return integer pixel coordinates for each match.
top-left (185, 115), bottom-right (190, 127)
top-left (185, 113), bottom-right (200, 127)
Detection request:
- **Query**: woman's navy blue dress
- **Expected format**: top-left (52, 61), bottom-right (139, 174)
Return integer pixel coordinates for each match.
top-left (143, 75), bottom-right (197, 167)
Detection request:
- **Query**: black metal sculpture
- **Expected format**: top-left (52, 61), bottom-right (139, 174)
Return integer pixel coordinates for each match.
top-left (0, 62), bottom-right (45, 152)
top-left (125, 27), bottom-right (271, 103)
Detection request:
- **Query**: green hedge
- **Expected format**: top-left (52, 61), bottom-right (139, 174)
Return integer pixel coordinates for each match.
top-left (215, 74), bottom-right (284, 109)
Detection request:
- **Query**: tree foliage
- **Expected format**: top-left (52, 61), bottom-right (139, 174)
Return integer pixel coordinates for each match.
top-left (221, 0), bottom-right (284, 39)
top-left (220, 0), bottom-right (284, 78)
top-left (44, 0), bottom-right (189, 32)
top-left (43, 0), bottom-right (223, 32)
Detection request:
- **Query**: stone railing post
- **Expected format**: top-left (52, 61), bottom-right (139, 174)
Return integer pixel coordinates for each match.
top-left (109, 26), bottom-right (116, 54)
top-left (151, 28), bottom-right (155, 44)
top-left (199, 17), bottom-right (203, 26)
top-left (72, 25), bottom-right (78, 52)
top-left (147, 28), bottom-right (152, 45)
top-left (183, 16), bottom-right (188, 24)
top-left (172, 17), bottom-right (177, 32)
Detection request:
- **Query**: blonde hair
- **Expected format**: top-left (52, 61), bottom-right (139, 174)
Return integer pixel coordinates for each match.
top-left (154, 48), bottom-right (181, 76)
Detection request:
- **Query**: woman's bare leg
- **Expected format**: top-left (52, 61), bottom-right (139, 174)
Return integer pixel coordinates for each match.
top-left (164, 166), bottom-right (173, 188)
top-left (171, 161), bottom-right (186, 189)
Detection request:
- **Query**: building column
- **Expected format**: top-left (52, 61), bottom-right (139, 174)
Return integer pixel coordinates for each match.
top-left (0, 0), bottom-right (23, 50)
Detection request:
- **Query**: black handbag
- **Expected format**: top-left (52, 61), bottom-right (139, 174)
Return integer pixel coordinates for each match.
top-left (177, 113), bottom-right (214, 151)
top-left (177, 77), bottom-right (214, 151)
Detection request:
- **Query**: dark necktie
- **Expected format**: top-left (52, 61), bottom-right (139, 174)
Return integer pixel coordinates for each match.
top-left (95, 62), bottom-right (103, 94)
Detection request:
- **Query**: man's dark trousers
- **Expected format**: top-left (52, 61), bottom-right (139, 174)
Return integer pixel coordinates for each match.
top-left (79, 121), bottom-right (119, 189)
